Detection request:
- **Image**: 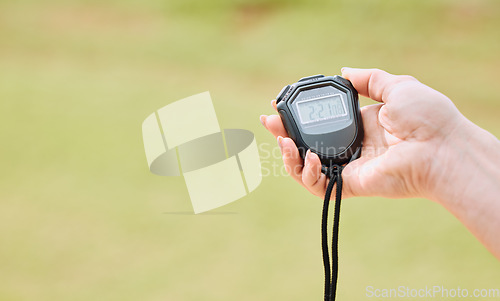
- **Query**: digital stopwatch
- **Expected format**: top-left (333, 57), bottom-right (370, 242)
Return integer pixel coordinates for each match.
top-left (275, 74), bottom-right (364, 301)
top-left (276, 74), bottom-right (364, 168)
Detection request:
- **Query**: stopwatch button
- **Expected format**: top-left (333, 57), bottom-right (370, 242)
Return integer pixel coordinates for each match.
top-left (278, 109), bottom-right (297, 142)
top-left (335, 75), bottom-right (352, 88)
top-left (298, 74), bottom-right (325, 82)
top-left (276, 85), bottom-right (291, 103)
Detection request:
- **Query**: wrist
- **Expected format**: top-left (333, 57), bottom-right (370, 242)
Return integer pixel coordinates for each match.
top-left (425, 118), bottom-right (500, 258)
top-left (426, 118), bottom-right (499, 205)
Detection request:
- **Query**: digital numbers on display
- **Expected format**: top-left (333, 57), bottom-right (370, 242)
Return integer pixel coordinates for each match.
top-left (297, 95), bottom-right (347, 124)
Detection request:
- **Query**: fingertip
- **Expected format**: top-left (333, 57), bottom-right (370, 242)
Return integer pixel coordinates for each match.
top-left (302, 150), bottom-right (323, 188)
top-left (271, 99), bottom-right (277, 111)
top-left (303, 150), bottom-right (311, 169)
top-left (341, 66), bottom-right (354, 79)
top-left (265, 115), bottom-right (289, 138)
top-left (305, 148), bottom-right (311, 160)
top-left (341, 68), bottom-right (393, 102)
top-left (281, 138), bottom-right (300, 162)
top-left (277, 135), bottom-right (283, 150)
top-left (306, 149), bottom-right (320, 162)
top-left (280, 138), bottom-right (291, 155)
top-left (259, 115), bottom-right (267, 127)
top-left (281, 137), bottom-right (295, 149)
top-left (304, 149), bottom-right (315, 165)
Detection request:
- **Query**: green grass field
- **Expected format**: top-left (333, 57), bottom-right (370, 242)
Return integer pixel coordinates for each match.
top-left (1, 0), bottom-right (499, 300)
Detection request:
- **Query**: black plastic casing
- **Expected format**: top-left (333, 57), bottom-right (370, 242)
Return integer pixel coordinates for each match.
top-left (276, 75), bottom-right (363, 167)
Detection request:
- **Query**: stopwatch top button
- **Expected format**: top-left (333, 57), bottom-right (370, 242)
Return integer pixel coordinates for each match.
top-left (298, 74), bottom-right (325, 82)
top-left (335, 75), bottom-right (351, 87)
top-left (276, 85), bottom-right (291, 103)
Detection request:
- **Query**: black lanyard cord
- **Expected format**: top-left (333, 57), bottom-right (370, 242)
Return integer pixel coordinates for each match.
top-left (322, 164), bottom-right (343, 301)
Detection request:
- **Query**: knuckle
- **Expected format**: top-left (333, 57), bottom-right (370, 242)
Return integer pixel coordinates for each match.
top-left (370, 68), bottom-right (385, 76)
top-left (368, 69), bottom-right (389, 99)
top-left (382, 75), bottom-right (418, 101)
top-left (370, 69), bottom-right (389, 83)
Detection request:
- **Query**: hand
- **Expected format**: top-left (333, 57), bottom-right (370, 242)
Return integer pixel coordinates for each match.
top-left (261, 68), bottom-right (466, 200)
top-left (261, 68), bottom-right (500, 259)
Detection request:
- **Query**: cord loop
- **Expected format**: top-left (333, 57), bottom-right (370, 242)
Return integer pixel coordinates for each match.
top-left (322, 164), bottom-right (344, 301)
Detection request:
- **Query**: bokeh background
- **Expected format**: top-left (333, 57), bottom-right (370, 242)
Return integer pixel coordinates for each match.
top-left (1, 0), bottom-right (499, 300)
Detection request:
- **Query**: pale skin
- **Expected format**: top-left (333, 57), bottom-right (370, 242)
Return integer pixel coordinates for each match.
top-left (260, 68), bottom-right (500, 260)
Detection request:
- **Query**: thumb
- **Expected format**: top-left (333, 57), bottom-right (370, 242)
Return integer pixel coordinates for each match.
top-left (341, 67), bottom-right (416, 105)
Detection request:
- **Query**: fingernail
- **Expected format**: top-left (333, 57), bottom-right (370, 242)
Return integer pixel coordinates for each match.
top-left (277, 136), bottom-right (283, 150)
top-left (341, 67), bottom-right (351, 74)
top-left (305, 149), bottom-right (311, 161)
top-left (260, 115), bottom-right (267, 126)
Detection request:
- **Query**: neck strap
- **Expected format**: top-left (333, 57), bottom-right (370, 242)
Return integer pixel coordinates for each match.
top-left (322, 164), bottom-right (344, 301)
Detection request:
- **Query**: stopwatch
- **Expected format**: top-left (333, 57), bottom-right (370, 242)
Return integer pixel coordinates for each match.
top-left (276, 74), bottom-right (363, 168)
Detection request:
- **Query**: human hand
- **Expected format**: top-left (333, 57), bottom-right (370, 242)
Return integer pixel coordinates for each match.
top-left (260, 68), bottom-right (467, 201)
top-left (262, 68), bottom-right (500, 259)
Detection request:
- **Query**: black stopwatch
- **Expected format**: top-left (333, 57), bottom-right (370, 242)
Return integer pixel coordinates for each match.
top-left (275, 74), bottom-right (364, 301)
top-left (276, 74), bottom-right (364, 169)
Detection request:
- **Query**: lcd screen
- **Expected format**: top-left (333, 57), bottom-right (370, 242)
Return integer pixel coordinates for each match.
top-left (296, 94), bottom-right (347, 124)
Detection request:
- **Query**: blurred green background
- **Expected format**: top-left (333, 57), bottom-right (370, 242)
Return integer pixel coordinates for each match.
top-left (1, 0), bottom-right (499, 300)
